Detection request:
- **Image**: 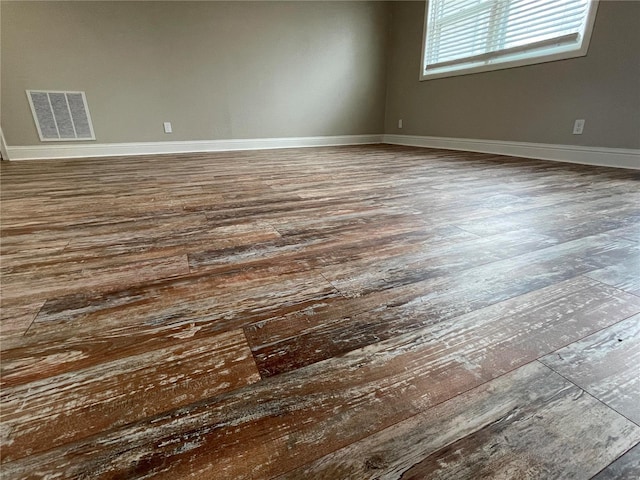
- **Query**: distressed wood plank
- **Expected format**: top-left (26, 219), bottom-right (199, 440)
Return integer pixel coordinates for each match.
top-left (592, 443), bottom-right (640, 480)
top-left (248, 233), bottom-right (638, 376)
top-left (586, 258), bottom-right (640, 296)
top-left (0, 269), bottom-right (339, 386)
top-left (323, 232), bottom-right (636, 297)
top-left (277, 362), bottom-right (640, 480)
top-left (0, 301), bottom-right (44, 342)
top-left (606, 223), bottom-right (640, 243)
top-left (3, 277), bottom-right (639, 478)
top-left (1, 253), bottom-right (191, 304)
top-left (1, 145), bottom-right (639, 478)
top-left (541, 313), bottom-right (640, 424)
top-left (1, 329), bottom-right (260, 462)
top-left (24, 267), bottom-right (337, 336)
top-left (188, 216), bottom-right (478, 274)
top-left (454, 193), bottom-right (640, 241)
top-left (1, 212), bottom-right (199, 254)
top-left (317, 229), bottom-right (559, 296)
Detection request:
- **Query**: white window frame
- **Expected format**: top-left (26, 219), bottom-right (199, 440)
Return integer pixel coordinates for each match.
top-left (420, 0), bottom-right (599, 81)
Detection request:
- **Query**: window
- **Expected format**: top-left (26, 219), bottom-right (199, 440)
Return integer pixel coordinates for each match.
top-left (421, 0), bottom-right (599, 80)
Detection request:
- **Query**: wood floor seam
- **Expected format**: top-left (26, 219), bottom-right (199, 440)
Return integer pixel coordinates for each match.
top-left (538, 358), bottom-right (640, 429)
top-left (20, 300), bottom-right (47, 338)
top-left (242, 327), bottom-right (267, 382)
top-left (584, 274), bottom-right (640, 299)
top-left (318, 271), bottom-right (347, 298)
top-left (588, 442), bottom-right (640, 480)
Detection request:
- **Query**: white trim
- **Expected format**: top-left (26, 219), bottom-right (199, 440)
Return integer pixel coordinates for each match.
top-left (6, 134), bottom-right (384, 161)
top-left (383, 134), bottom-right (640, 170)
top-left (6, 133), bottom-right (639, 170)
top-left (0, 126), bottom-right (9, 160)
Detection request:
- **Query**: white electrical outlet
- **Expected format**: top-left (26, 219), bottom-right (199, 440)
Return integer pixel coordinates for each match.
top-left (163, 122), bottom-right (172, 134)
top-left (398, 119), bottom-right (403, 129)
top-left (573, 119), bottom-right (585, 135)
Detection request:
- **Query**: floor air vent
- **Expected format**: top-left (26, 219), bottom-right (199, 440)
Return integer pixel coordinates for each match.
top-left (27, 90), bottom-right (95, 141)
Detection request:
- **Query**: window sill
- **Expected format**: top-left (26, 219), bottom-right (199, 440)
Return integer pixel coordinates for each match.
top-left (419, 44), bottom-right (590, 81)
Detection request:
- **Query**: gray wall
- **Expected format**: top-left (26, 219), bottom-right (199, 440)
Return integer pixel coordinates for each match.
top-left (385, 0), bottom-right (640, 149)
top-left (2, 1), bottom-right (638, 150)
top-left (1, 1), bottom-right (389, 146)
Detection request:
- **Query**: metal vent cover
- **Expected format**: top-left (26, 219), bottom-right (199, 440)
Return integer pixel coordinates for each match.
top-left (27, 90), bottom-right (95, 142)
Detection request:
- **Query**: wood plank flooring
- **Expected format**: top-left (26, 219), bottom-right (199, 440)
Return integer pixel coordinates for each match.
top-left (1, 145), bottom-right (639, 479)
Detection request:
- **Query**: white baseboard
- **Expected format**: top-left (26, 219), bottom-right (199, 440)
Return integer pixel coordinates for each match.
top-left (383, 134), bottom-right (640, 170)
top-left (7, 133), bottom-right (639, 170)
top-left (6, 134), bottom-right (384, 160)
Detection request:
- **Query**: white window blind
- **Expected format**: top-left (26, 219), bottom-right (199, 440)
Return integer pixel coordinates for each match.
top-left (422, 0), bottom-right (598, 79)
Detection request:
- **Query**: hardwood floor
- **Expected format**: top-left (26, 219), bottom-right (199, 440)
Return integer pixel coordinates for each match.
top-left (1, 145), bottom-right (639, 479)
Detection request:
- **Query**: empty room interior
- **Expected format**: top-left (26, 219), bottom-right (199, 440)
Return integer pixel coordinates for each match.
top-left (1, 0), bottom-right (640, 478)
